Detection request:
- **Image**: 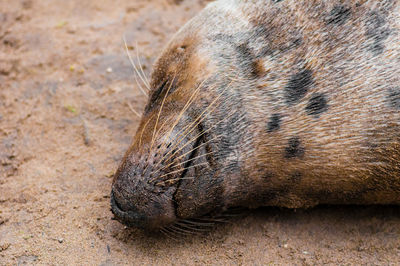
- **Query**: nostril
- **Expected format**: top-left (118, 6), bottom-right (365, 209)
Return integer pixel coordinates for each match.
top-left (111, 189), bottom-right (127, 213)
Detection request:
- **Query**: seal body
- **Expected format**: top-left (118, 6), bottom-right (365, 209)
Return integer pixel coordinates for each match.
top-left (111, 0), bottom-right (400, 230)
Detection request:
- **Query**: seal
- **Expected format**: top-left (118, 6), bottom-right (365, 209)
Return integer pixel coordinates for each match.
top-left (111, 0), bottom-right (400, 231)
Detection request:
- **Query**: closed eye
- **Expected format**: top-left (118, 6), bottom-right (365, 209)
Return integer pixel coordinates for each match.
top-left (151, 80), bottom-right (168, 102)
top-left (146, 80), bottom-right (168, 113)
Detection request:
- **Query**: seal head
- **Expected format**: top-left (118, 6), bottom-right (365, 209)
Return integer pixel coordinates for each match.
top-left (111, 0), bottom-right (400, 231)
top-left (111, 10), bottom-right (228, 230)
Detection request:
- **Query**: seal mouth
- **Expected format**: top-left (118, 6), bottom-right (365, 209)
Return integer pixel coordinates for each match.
top-left (157, 122), bottom-right (224, 235)
top-left (171, 121), bottom-right (209, 202)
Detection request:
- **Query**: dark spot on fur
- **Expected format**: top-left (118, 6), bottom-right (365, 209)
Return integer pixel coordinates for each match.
top-left (284, 68), bottom-right (313, 105)
top-left (284, 137), bottom-right (304, 159)
top-left (306, 93), bottom-right (328, 116)
top-left (252, 59), bottom-right (266, 77)
top-left (365, 11), bottom-right (390, 55)
top-left (388, 87), bottom-right (400, 109)
top-left (236, 43), bottom-right (253, 61)
top-left (267, 113), bottom-right (281, 132)
top-left (325, 5), bottom-right (351, 25)
top-left (235, 42), bottom-right (262, 78)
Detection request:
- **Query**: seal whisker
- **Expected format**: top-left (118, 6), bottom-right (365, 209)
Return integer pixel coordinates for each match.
top-left (135, 41), bottom-right (151, 88)
top-left (153, 93), bottom-right (229, 170)
top-left (137, 112), bottom-right (156, 150)
top-left (170, 224), bottom-right (197, 235)
top-left (122, 35), bottom-right (149, 95)
top-left (157, 177), bottom-right (195, 185)
top-left (176, 221), bottom-right (210, 232)
top-left (141, 78), bottom-right (205, 155)
top-left (153, 81), bottom-right (223, 152)
top-left (164, 225), bottom-right (188, 237)
top-left (154, 108), bottom-right (243, 173)
top-left (150, 74), bottom-right (177, 149)
top-left (160, 228), bottom-right (179, 241)
top-left (151, 136), bottom-right (219, 175)
top-left (153, 115), bottom-right (175, 142)
top-left (170, 151), bottom-right (216, 170)
top-left (158, 81), bottom-right (233, 159)
top-left (155, 78), bottom-right (210, 153)
top-left (145, 74), bottom-right (177, 173)
top-left (126, 101), bottom-right (141, 117)
top-left (155, 162), bottom-right (208, 180)
top-left (195, 217), bottom-right (227, 223)
top-left (158, 80), bottom-right (237, 162)
top-left (180, 219), bottom-right (215, 227)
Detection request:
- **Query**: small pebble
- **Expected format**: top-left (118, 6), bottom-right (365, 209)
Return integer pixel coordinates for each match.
top-left (106, 67), bottom-right (113, 73)
top-left (58, 238), bottom-right (64, 243)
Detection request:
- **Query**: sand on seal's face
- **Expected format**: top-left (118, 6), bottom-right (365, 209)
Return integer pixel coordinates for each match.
top-left (0, 0), bottom-right (399, 265)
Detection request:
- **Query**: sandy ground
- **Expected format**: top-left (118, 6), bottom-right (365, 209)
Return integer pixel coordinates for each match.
top-left (0, 0), bottom-right (399, 265)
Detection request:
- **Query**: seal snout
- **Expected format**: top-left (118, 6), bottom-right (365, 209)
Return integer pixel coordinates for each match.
top-left (110, 189), bottom-right (147, 227)
top-left (110, 178), bottom-right (177, 229)
top-left (110, 125), bottom-right (210, 230)
top-left (110, 142), bottom-right (187, 230)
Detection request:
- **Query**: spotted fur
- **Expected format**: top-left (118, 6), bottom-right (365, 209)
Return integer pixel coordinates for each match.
top-left (111, 0), bottom-right (400, 231)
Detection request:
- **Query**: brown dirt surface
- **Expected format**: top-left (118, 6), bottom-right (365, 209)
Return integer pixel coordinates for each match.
top-left (0, 0), bottom-right (399, 265)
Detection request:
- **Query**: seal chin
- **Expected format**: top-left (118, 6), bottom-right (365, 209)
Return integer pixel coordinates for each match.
top-left (110, 189), bottom-right (176, 230)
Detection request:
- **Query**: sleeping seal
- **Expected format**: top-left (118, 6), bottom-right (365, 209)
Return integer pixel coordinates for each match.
top-left (111, 0), bottom-right (400, 231)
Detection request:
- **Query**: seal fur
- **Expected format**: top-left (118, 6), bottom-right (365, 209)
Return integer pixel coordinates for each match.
top-left (111, 0), bottom-right (400, 231)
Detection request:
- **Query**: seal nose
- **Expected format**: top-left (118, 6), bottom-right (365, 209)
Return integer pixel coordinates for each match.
top-left (110, 188), bottom-right (148, 228)
top-left (110, 132), bottom-right (185, 230)
top-left (110, 189), bottom-right (127, 212)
